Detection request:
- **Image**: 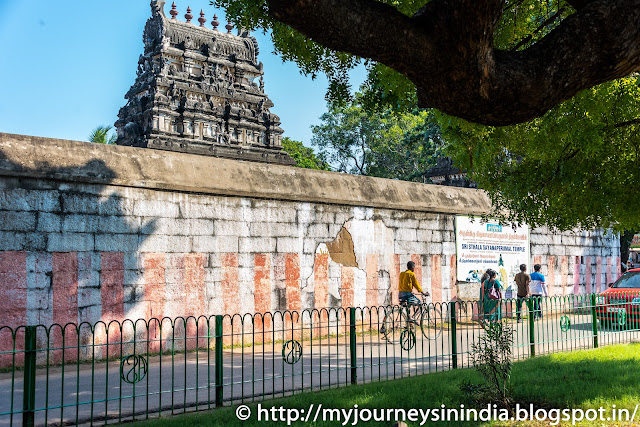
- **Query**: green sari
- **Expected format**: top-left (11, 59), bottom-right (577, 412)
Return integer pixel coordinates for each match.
top-left (480, 279), bottom-right (503, 322)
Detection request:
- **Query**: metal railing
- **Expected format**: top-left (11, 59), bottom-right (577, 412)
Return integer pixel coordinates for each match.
top-left (1, 293), bottom-right (639, 426)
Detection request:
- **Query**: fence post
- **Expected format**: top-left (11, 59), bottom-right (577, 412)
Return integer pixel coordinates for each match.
top-left (23, 326), bottom-right (37, 427)
top-left (590, 294), bottom-right (599, 348)
top-left (214, 315), bottom-right (223, 407)
top-left (349, 307), bottom-right (357, 385)
top-left (450, 301), bottom-right (458, 369)
top-left (527, 298), bottom-right (535, 357)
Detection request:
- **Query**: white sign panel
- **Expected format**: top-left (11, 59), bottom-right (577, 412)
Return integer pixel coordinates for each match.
top-left (455, 216), bottom-right (530, 286)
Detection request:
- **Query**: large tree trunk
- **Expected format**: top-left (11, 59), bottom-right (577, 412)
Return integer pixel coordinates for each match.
top-left (267, 0), bottom-right (640, 125)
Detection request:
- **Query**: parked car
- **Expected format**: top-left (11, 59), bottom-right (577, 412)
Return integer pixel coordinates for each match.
top-left (595, 268), bottom-right (640, 329)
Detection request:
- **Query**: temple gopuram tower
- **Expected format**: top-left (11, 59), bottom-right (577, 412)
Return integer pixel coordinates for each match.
top-left (115, 1), bottom-right (294, 165)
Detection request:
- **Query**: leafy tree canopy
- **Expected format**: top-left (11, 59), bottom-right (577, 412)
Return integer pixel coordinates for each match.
top-left (281, 137), bottom-right (330, 170)
top-left (311, 94), bottom-right (442, 181)
top-left (212, 0), bottom-right (640, 232)
top-left (211, 0), bottom-right (640, 125)
top-left (439, 76), bottom-right (640, 232)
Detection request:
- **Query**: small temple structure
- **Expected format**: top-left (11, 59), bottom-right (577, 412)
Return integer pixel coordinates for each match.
top-left (115, 1), bottom-right (294, 165)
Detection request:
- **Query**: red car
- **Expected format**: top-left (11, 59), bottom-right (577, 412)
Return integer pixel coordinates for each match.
top-left (596, 268), bottom-right (640, 329)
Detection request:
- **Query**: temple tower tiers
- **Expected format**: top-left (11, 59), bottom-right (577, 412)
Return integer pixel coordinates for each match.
top-left (115, 1), bottom-right (294, 165)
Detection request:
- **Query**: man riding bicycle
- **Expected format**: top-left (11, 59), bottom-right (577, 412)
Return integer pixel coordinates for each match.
top-left (399, 261), bottom-right (429, 308)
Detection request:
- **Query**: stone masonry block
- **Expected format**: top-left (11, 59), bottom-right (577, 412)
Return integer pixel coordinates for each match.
top-left (427, 242), bottom-right (443, 254)
top-left (249, 222), bottom-right (298, 237)
top-left (98, 215), bottom-right (142, 234)
top-left (37, 212), bottom-right (62, 232)
top-left (124, 269), bottom-right (144, 287)
top-left (98, 196), bottom-right (136, 216)
top-left (395, 228), bottom-right (417, 242)
top-left (139, 217), bottom-right (188, 235)
top-left (46, 232), bottom-right (93, 252)
top-left (189, 219), bottom-right (215, 236)
top-left (63, 214), bottom-right (99, 233)
top-left (551, 235), bottom-right (562, 245)
top-left (305, 223), bottom-right (331, 238)
top-left (79, 287), bottom-right (101, 308)
top-left (430, 231), bottom-right (443, 242)
top-left (28, 288), bottom-right (50, 311)
top-left (134, 200), bottom-right (179, 218)
top-left (561, 235), bottom-right (577, 246)
top-left (395, 241), bottom-right (428, 255)
top-left (0, 211), bottom-right (37, 232)
top-left (277, 237), bottom-right (302, 253)
top-left (179, 202), bottom-right (215, 219)
top-left (192, 235), bottom-right (239, 253)
top-left (549, 245), bottom-right (566, 256)
top-left (95, 234), bottom-right (139, 252)
top-left (417, 230), bottom-right (433, 242)
top-left (303, 239), bottom-right (320, 254)
top-left (567, 246), bottom-right (583, 256)
top-left (530, 234), bottom-right (552, 245)
top-left (531, 245), bottom-right (549, 255)
top-left (61, 194), bottom-right (100, 214)
top-left (0, 189), bottom-right (60, 212)
top-left (214, 220), bottom-right (250, 237)
top-left (251, 207), bottom-right (297, 223)
top-left (137, 234), bottom-right (168, 252)
top-left (296, 206), bottom-right (314, 224)
top-left (4, 232), bottom-right (45, 251)
top-left (165, 236), bottom-right (192, 253)
top-left (442, 242), bottom-right (456, 255)
top-left (385, 218), bottom-right (420, 229)
top-left (124, 284), bottom-right (144, 303)
top-left (239, 237), bottom-right (277, 253)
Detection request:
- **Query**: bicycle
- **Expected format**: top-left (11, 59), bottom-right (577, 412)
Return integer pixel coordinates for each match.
top-left (379, 293), bottom-right (443, 350)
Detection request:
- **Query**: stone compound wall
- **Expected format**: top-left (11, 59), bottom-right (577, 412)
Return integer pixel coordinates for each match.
top-left (0, 133), bottom-right (620, 330)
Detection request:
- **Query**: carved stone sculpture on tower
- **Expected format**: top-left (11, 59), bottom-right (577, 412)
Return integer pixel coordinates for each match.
top-left (115, 0), bottom-right (294, 165)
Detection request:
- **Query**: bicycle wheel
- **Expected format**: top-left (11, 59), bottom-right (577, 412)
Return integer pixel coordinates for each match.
top-left (380, 306), bottom-right (410, 344)
top-left (420, 304), bottom-right (443, 340)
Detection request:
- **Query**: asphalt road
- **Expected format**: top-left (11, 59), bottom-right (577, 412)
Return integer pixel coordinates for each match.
top-left (0, 311), bottom-right (638, 426)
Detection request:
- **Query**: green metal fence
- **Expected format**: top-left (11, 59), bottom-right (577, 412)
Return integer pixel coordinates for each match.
top-left (1, 293), bottom-right (640, 425)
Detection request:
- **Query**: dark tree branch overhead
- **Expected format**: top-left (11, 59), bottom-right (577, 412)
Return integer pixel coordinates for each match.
top-left (266, 0), bottom-right (640, 126)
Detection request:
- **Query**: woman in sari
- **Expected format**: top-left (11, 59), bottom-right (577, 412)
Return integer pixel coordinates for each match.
top-left (480, 269), bottom-right (503, 323)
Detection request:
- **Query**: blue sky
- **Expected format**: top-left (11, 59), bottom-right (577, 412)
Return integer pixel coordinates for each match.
top-left (0, 0), bottom-right (365, 145)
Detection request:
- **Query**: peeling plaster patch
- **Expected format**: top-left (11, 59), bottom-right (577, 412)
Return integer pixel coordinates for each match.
top-left (307, 215), bottom-right (400, 308)
top-left (326, 227), bottom-right (358, 267)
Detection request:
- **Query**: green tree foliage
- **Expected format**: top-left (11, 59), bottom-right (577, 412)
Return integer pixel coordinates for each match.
top-left (214, 0), bottom-right (640, 231)
top-left (439, 76), bottom-right (640, 232)
top-left (88, 126), bottom-right (117, 145)
top-left (311, 96), bottom-right (442, 181)
top-left (211, 0), bottom-right (639, 126)
top-left (280, 137), bottom-right (330, 170)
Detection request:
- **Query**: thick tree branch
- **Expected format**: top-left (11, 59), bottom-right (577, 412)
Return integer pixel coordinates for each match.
top-left (266, 0), bottom-right (640, 126)
top-left (564, 0), bottom-right (597, 10)
top-left (614, 118), bottom-right (640, 128)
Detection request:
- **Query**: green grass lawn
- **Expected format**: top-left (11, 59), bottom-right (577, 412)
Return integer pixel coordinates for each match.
top-left (130, 343), bottom-right (640, 426)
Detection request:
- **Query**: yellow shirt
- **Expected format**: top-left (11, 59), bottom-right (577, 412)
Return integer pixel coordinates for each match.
top-left (399, 270), bottom-right (422, 293)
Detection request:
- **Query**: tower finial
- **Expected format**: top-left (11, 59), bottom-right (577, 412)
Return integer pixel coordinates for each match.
top-left (185, 6), bottom-right (193, 23)
top-left (211, 14), bottom-right (219, 31)
top-left (198, 10), bottom-right (206, 27)
top-left (225, 21), bottom-right (233, 33)
top-left (170, 2), bottom-right (178, 19)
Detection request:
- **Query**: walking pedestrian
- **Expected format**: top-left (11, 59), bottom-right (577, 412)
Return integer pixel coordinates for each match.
top-left (480, 269), bottom-right (503, 323)
top-left (514, 264), bottom-right (530, 323)
top-left (530, 264), bottom-right (547, 320)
